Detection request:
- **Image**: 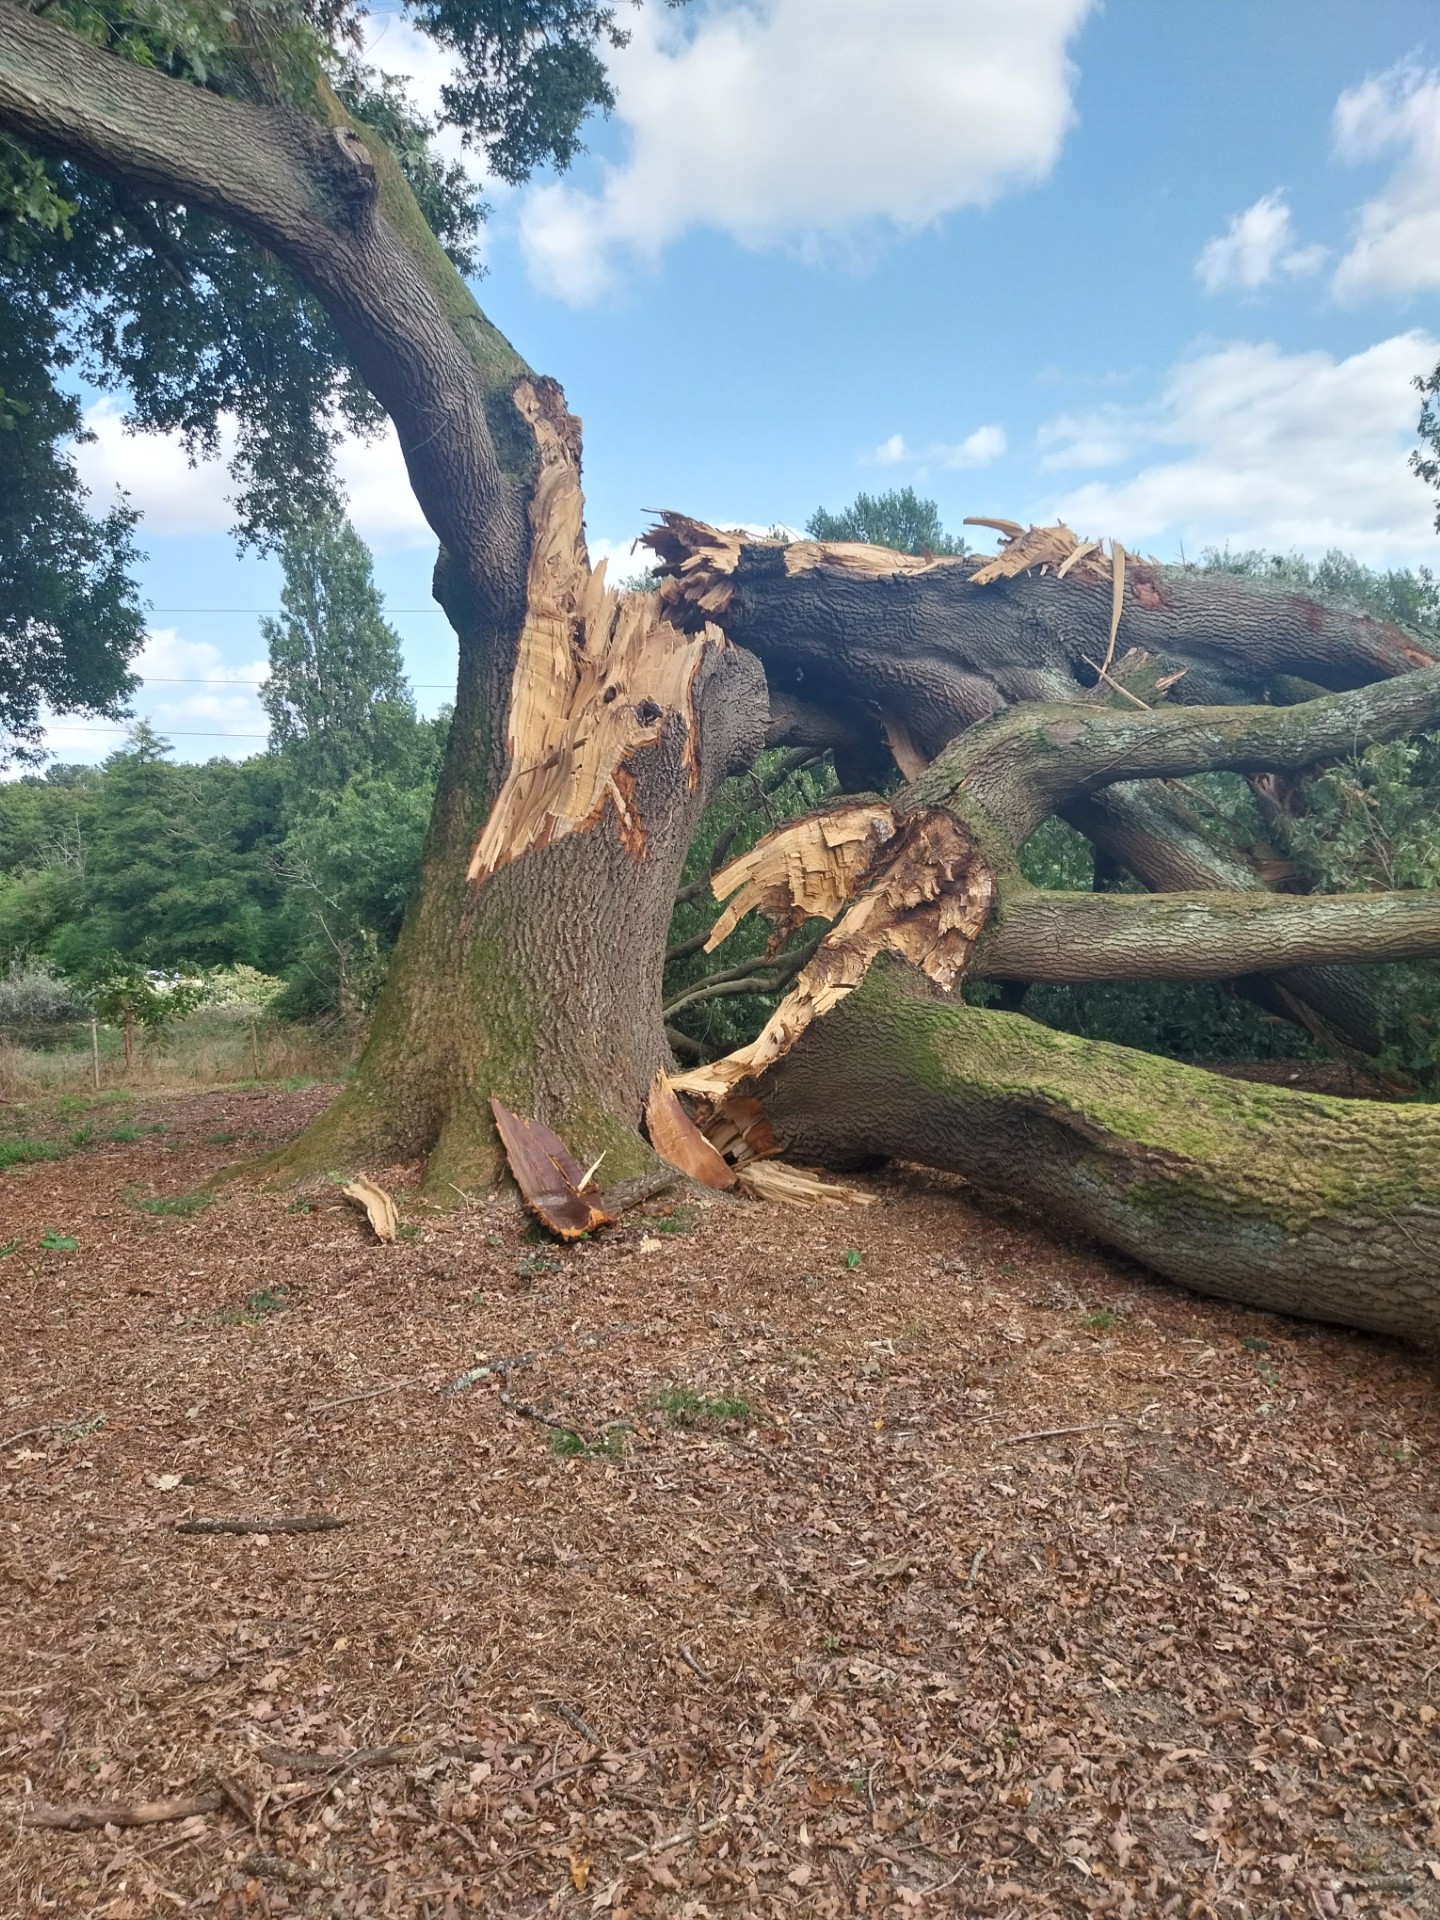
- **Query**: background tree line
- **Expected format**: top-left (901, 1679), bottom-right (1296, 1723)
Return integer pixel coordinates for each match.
top-left (5, 486), bottom-right (1440, 1085)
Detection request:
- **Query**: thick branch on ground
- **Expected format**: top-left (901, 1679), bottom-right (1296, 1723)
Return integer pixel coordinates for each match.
top-left (908, 666), bottom-right (1440, 844)
top-left (974, 887), bottom-right (1440, 984)
top-left (760, 967), bottom-right (1440, 1341)
top-left (643, 516), bottom-right (1434, 763)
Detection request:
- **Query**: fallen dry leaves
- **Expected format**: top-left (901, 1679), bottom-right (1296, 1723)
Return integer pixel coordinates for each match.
top-left (2, 1084), bottom-right (1440, 1916)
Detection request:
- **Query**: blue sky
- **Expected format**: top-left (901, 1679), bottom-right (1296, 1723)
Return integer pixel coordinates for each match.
top-left (44, 0), bottom-right (1440, 763)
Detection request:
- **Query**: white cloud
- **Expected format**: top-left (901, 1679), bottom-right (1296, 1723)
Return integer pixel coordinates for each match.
top-left (520, 0), bottom-right (1094, 303)
top-left (1039, 331), bottom-right (1440, 566)
top-left (29, 629), bottom-right (271, 767)
top-left (72, 401), bottom-right (432, 549)
top-left (869, 424), bottom-right (1007, 470)
top-left (1333, 62), bottom-right (1440, 301)
top-left (1195, 191), bottom-right (1326, 292)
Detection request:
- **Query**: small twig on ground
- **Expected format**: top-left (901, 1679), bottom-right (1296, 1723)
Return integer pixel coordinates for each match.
top-left (966, 1545), bottom-right (988, 1587)
top-left (999, 1421), bottom-right (1126, 1446)
top-left (308, 1379), bottom-right (417, 1414)
top-left (262, 1744), bottom-right (412, 1775)
top-left (0, 1425), bottom-right (54, 1450)
top-left (176, 1515), bottom-right (348, 1536)
top-left (622, 1814), bottom-right (730, 1864)
top-left (678, 1644), bottom-right (710, 1680)
top-left (24, 1792), bottom-right (223, 1830)
top-left (549, 1701), bottom-right (601, 1746)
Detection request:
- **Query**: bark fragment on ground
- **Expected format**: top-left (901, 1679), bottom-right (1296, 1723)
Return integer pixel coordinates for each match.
top-left (490, 1099), bottom-right (616, 1240)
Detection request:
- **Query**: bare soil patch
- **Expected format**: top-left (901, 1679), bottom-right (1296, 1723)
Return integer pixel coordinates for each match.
top-left (3, 1084), bottom-right (1440, 1917)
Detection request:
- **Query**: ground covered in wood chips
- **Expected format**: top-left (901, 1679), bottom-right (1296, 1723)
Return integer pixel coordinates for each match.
top-left (4, 1084), bottom-right (1440, 1919)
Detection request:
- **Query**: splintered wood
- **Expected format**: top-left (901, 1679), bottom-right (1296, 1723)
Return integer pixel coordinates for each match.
top-left (733, 1160), bottom-right (878, 1209)
top-left (468, 388), bottom-right (724, 887)
top-left (703, 803), bottom-right (898, 952)
top-left (490, 1099), bottom-right (617, 1240)
top-left (342, 1176), bottom-right (399, 1244)
top-left (644, 1070), bottom-right (735, 1190)
top-left (674, 806), bottom-right (994, 1104)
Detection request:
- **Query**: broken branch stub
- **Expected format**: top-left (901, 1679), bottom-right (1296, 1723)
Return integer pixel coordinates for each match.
top-left (490, 1099), bottom-right (617, 1240)
top-left (468, 386), bottom-right (726, 888)
top-left (674, 805), bottom-right (994, 1104)
top-left (644, 1070), bottom-right (735, 1190)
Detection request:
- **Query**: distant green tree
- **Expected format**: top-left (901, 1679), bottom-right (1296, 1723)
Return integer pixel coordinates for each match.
top-left (261, 510), bottom-right (418, 794)
top-left (805, 487), bottom-right (969, 557)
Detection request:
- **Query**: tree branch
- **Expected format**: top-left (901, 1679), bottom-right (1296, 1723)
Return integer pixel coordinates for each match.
top-left (0, 4), bottom-right (529, 614)
top-left (973, 886), bottom-right (1440, 985)
top-left (911, 665), bottom-right (1440, 843)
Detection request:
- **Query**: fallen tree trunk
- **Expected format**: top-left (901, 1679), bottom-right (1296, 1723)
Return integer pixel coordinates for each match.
top-left (761, 965), bottom-right (1440, 1341)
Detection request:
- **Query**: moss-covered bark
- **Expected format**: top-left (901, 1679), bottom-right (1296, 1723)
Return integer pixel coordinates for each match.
top-left (760, 962), bottom-right (1440, 1340)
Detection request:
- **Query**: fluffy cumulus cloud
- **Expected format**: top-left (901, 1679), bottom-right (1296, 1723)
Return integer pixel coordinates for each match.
top-left (1195, 192), bottom-right (1326, 293)
top-left (871, 425), bottom-right (1007, 469)
top-left (1332, 62), bottom-right (1440, 301)
top-left (1038, 331), bottom-right (1440, 565)
top-left (72, 400), bottom-right (432, 548)
top-left (519, 0), bottom-right (1094, 304)
top-left (36, 629), bottom-right (270, 764)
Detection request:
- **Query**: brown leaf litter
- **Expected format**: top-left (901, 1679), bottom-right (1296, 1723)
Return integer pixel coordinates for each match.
top-left (4, 1082), bottom-right (1440, 1916)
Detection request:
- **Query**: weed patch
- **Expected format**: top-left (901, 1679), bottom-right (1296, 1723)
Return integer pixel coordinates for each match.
top-left (133, 1189), bottom-right (212, 1219)
top-left (0, 1139), bottom-right (65, 1172)
top-left (654, 1384), bottom-right (754, 1426)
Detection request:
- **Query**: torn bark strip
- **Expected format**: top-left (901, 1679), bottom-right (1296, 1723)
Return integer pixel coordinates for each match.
top-left (490, 1098), bottom-right (616, 1240)
top-left (468, 386), bottom-right (725, 887)
top-left (644, 1070), bottom-right (735, 1189)
top-left (176, 1516), bottom-right (348, 1535)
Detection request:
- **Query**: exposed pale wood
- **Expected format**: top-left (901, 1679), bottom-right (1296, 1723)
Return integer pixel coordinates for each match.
top-left (468, 391), bottom-right (725, 886)
top-left (490, 1098), bottom-right (617, 1240)
top-left (704, 802), bottom-right (899, 951)
top-left (701, 1095), bottom-right (781, 1167)
top-left (644, 1070), bottom-right (735, 1189)
top-left (342, 1176), bottom-right (400, 1243)
top-left (734, 1160), bottom-right (879, 1209)
top-left (674, 808), bottom-right (993, 1103)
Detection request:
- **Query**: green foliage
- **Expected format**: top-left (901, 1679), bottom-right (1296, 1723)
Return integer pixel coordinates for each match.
top-left (663, 748), bottom-right (838, 1059)
top-left (0, 1138), bottom-right (66, 1172)
top-left (805, 488), bottom-right (969, 557)
top-left (0, 280), bottom-right (146, 766)
top-left (37, 1231), bottom-right (79, 1251)
top-left (653, 1384), bottom-right (754, 1425)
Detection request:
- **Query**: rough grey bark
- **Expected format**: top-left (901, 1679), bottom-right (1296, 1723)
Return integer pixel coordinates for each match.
top-left (648, 524), bottom-right (1436, 761)
top-left (973, 886), bottom-right (1440, 984)
top-left (761, 965), bottom-right (1440, 1341)
top-left (904, 667), bottom-right (1440, 844)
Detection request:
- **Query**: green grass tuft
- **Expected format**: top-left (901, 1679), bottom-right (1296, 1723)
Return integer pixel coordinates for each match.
top-left (654, 1384), bottom-right (754, 1426)
top-left (0, 1138), bottom-right (65, 1172)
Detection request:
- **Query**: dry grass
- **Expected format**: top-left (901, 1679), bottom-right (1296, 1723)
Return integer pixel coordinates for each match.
top-left (3, 1085), bottom-right (1440, 1916)
top-left (0, 1013), bottom-right (353, 1101)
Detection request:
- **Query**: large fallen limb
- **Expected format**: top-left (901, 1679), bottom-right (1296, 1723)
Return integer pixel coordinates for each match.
top-left (1063, 784), bottom-right (1385, 1055)
top-left (760, 966), bottom-right (1440, 1341)
top-left (644, 517), bottom-right (1435, 760)
top-left (908, 666), bottom-right (1440, 844)
top-left (974, 887), bottom-right (1440, 983)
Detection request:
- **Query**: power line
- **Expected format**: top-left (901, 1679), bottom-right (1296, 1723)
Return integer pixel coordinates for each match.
top-left (145, 607), bottom-right (451, 614)
top-left (134, 677), bottom-right (454, 688)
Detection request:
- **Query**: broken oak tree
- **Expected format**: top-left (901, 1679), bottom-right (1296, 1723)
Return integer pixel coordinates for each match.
top-left (8, 8), bottom-right (1440, 1333)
